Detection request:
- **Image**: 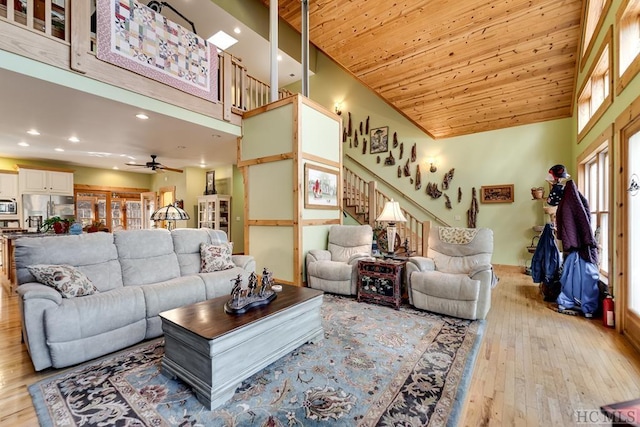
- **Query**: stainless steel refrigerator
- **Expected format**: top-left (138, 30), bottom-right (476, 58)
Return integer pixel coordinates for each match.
top-left (22, 194), bottom-right (75, 232)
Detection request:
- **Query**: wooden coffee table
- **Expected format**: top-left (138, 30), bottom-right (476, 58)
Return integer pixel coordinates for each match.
top-left (159, 284), bottom-right (324, 410)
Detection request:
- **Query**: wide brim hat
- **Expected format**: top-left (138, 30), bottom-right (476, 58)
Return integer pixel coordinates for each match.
top-left (546, 164), bottom-right (570, 182)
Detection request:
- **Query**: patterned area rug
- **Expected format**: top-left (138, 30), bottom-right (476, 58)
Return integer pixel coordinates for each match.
top-left (29, 295), bottom-right (484, 426)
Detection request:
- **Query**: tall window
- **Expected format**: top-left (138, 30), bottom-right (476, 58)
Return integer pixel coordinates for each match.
top-left (584, 150), bottom-right (610, 276)
top-left (578, 28), bottom-right (613, 140)
top-left (579, 126), bottom-right (612, 278)
top-left (581, 0), bottom-right (612, 69)
top-left (617, 0), bottom-right (640, 93)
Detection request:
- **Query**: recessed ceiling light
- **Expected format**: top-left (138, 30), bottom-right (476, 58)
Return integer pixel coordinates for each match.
top-left (277, 55), bottom-right (282, 61)
top-left (68, 136), bottom-right (80, 143)
top-left (233, 27), bottom-right (241, 34)
top-left (136, 113), bottom-right (149, 120)
top-left (207, 30), bottom-right (238, 50)
top-left (54, 148), bottom-right (64, 152)
top-left (27, 129), bottom-right (40, 136)
top-left (18, 142), bottom-right (29, 147)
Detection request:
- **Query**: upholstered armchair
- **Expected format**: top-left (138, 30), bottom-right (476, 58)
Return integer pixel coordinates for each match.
top-left (306, 225), bottom-right (374, 295)
top-left (406, 225), bottom-right (495, 320)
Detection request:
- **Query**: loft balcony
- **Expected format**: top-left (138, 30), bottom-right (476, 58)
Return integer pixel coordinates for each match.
top-left (0, 0), bottom-right (292, 126)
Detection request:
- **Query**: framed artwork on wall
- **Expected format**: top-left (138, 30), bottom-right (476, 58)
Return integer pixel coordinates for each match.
top-left (304, 164), bottom-right (340, 209)
top-left (205, 171), bottom-right (216, 195)
top-left (480, 184), bottom-right (515, 203)
top-left (370, 126), bottom-right (389, 154)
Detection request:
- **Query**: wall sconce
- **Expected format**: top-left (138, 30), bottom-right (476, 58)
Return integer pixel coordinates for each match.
top-left (334, 102), bottom-right (343, 116)
top-left (428, 157), bottom-right (437, 173)
top-left (629, 173), bottom-right (639, 196)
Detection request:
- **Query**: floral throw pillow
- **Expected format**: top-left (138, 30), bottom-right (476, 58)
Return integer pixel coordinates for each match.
top-left (200, 242), bottom-right (235, 273)
top-left (27, 264), bottom-right (98, 298)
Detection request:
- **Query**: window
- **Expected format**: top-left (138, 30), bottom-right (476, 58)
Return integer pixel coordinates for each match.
top-left (578, 126), bottom-right (612, 277)
top-left (581, 0), bottom-right (613, 70)
top-left (616, 0), bottom-right (640, 93)
top-left (578, 27), bottom-right (613, 140)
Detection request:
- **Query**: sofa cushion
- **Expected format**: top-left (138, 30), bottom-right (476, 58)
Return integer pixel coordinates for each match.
top-left (15, 232), bottom-right (123, 292)
top-left (141, 275), bottom-right (207, 338)
top-left (199, 267), bottom-right (252, 299)
top-left (427, 227), bottom-right (493, 274)
top-left (43, 286), bottom-right (147, 367)
top-left (327, 225), bottom-right (373, 262)
top-left (44, 286), bottom-right (145, 344)
top-left (27, 264), bottom-right (98, 298)
top-left (410, 270), bottom-right (480, 301)
top-left (114, 229), bottom-right (181, 286)
top-left (200, 242), bottom-right (234, 272)
top-left (171, 228), bottom-right (230, 276)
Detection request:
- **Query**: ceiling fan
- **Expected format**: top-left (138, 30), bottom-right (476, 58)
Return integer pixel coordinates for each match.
top-left (127, 155), bottom-right (183, 173)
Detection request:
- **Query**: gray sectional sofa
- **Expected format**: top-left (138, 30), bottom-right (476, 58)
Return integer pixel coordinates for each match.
top-left (14, 228), bottom-right (255, 371)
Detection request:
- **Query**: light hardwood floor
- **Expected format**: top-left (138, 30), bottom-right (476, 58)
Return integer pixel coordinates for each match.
top-left (1, 266), bottom-right (639, 426)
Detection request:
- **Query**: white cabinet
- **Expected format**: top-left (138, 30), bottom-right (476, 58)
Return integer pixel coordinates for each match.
top-left (0, 172), bottom-right (18, 200)
top-left (19, 168), bottom-right (74, 195)
top-left (198, 195), bottom-right (231, 235)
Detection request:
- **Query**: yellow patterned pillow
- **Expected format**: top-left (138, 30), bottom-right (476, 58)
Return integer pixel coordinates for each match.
top-left (438, 227), bottom-right (479, 245)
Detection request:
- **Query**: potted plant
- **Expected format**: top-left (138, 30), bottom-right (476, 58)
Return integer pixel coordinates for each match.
top-left (86, 220), bottom-right (105, 233)
top-left (41, 216), bottom-right (73, 234)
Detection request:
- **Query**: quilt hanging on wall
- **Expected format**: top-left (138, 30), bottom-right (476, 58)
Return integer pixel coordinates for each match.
top-left (96, 0), bottom-right (218, 102)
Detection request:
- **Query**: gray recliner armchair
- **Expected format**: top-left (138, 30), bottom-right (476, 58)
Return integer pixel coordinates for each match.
top-left (406, 225), bottom-right (495, 320)
top-left (306, 225), bottom-right (374, 295)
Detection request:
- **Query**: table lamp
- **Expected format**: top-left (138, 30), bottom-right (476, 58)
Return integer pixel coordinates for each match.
top-left (150, 203), bottom-right (190, 230)
top-left (376, 199), bottom-right (407, 255)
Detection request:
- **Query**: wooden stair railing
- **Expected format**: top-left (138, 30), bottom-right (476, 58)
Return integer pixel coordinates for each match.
top-left (343, 165), bottom-right (429, 256)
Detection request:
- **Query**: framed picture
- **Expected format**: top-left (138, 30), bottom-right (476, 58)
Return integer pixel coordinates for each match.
top-left (205, 171), bottom-right (216, 195)
top-left (480, 184), bottom-right (515, 203)
top-left (370, 126), bottom-right (389, 154)
top-left (304, 164), bottom-right (340, 209)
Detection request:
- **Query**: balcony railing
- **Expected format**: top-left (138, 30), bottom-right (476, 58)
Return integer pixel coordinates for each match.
top-left (0, 0), bottom-right (291, 122)
top-left (0, 0), bottom-right (69, 41)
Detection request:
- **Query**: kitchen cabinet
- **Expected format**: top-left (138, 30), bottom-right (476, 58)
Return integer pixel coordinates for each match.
top-left (0, 171), bottom-right (18, 200)
top-left (19, 168), bottom-right (74, 195)
top-left (197, 195), bottom-right (231, 234)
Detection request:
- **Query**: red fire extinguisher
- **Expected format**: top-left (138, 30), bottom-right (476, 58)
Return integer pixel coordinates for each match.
top-left (603, 295), bottom-right (615, 328)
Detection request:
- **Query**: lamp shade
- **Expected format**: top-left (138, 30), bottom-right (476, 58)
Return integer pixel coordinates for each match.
top-left (150, 204), bottom-right (190, 221)
top-left (376, 199), bottom-right (407, 223)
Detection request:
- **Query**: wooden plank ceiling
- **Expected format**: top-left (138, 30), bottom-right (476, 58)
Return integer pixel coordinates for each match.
top-left (262, 0), bottom-right (584, 139)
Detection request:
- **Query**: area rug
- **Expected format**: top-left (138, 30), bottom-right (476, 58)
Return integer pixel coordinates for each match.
top-left (29, 295), bottom-right (484, 426)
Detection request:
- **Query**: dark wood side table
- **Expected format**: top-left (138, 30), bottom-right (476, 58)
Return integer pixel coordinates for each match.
top-left (357, 258), bottom-right (406, 309)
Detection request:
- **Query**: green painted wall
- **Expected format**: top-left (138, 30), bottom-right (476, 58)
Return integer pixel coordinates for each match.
top-left (285, 53), bottom-right (573, 266)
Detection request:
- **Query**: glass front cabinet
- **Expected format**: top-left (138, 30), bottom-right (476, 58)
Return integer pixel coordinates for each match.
top-left (197, 195), bottom-right (231, 235)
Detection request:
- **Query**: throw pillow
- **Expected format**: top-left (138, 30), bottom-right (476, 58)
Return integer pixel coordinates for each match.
top-left (27, 264), bottom-right (98, 298)
top-left (200, 242), bottom-right (234, 272)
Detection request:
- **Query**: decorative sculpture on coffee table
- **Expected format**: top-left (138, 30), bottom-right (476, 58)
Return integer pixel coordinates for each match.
top-left (224, 270), bottom-right (277, 314)
top-left (259, 267), bottom-right (274, 297)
